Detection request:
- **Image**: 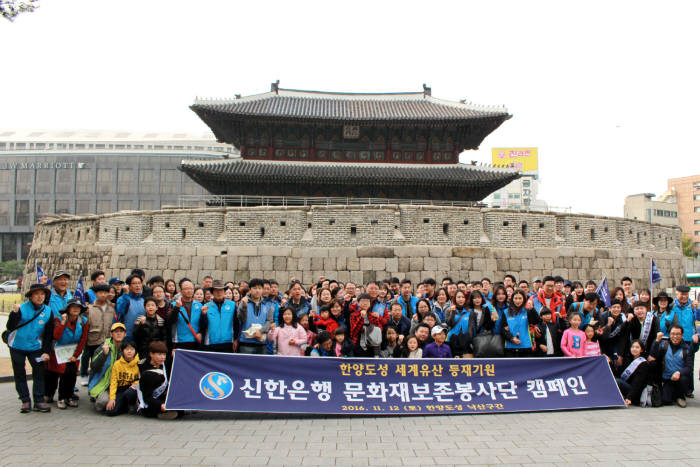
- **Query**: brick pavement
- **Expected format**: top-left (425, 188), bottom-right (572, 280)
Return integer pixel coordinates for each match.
top-left (0, 380), bottom-right (699, 467)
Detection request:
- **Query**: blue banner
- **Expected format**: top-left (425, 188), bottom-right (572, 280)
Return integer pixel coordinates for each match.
top-left (650, 258), bottom-right (661, 286)
top-left (165, 350), bottom-right (625, 415)
top-left (596, 277), bottom-right (611, 308)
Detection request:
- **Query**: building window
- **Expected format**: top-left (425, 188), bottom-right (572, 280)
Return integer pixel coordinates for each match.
top-left (160, 169), bottom-right (179, 194)
top-left (96, 169), bottom-right (113, 194)
top-left (493, 193), bottom-right (501, 199)
top-left (118, 200), bottom-right (133, 211)
top-left (2, 234), bottom-right (16, 261)
top-left (35, 170), bottom-right (52, 194)
top-left (139, 169), bottom-right (157, 194)
top-left (14, 200), bottom-right (29, 225)
top-left (182, 176), bottom-right (204, 195)
top-left (117, 169), bottom-right (133, 194)
top-left (695, 194), bottom-right (700, 201)
top-left (76, 200), bottom-right (92, 214)
top-left (56, 170), bottom-right (74, 194)
top-left (522, 179), bottom-right (531, 187)
top-left (0, 200), bottom-right (9, 225)
top-left (140, 200), bottom-right (156, 210)
top-left (35, 199), bottom-right (50, 219)
top-left (55, 200), bottom-right (71, 214)
top-left (695, 207), bottom-right (700, 213)
top-left (695, 220), bottom-right (700, 224)
top-left (0, 171), bottom-right (10, 194)
top-left (15, 169), bottom-right (33, 194)
top-left (96, 200), bottom-right (112, 214)
top-left (76, 169), bottom-right (93, 194)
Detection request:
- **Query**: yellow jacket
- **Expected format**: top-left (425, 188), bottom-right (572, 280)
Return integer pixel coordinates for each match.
top-left (109, 354), bottom-right (140, 400)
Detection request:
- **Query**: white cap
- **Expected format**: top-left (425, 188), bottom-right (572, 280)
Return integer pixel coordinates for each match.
top-left (431, 325), bottom-right (446, 336)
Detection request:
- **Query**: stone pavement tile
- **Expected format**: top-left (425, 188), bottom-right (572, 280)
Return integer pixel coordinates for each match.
top-left (401, 456), bottom-right (436, 465)
top-left (300, 457), bottom-right (325, 465)
top-left (201, 456), bottom-right (238, 465)
top-left (267, 456), bottom-right (303, 465)
top-left (369, 457), bottom-right (403, 465)
top-left (434, 456), bottom-right (468, 464)
top-left (168, 456), bottom-right (205, 464)
top-left (98, 455), bottom-right (139, 465)
top-left (66, 455), bottom-right (109, 464)
top-left (465, 455), bottom-right (501, 464)
top-left (132, 456), bottom-right (174, 465)
top-left (336, 457), bottom-right (369, 465)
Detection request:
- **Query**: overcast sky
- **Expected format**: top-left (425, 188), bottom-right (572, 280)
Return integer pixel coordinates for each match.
top-left (2, 0), bottom-right (699, 216)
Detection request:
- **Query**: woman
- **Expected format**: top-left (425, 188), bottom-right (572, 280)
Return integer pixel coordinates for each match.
top-left (409, 299), bottom-right (433, 334)
top-left (108, 285), bottom-right (118, 304)
top-left (431, 288), bottom-right (451, 325)
top-left (565, 281), bottom-right (584, 310)
top-left (612, 287), bottom-right (631, 314)
top-left (224, 287), bottom-right (234, 301)
top-left (501, 290), bottom-right (540, 357)
top-left (268, 308), bottom-right (309, 356)
top-left (614, 340), bottom-right (650, 406)
top-left (151, 285), bottom-right (171, 321)
top-left (491, 285), bottom-right (508, 336)
top-left (164, 280), bottom-right (177, 301)
top-left (446, 290), bottom-right (494, 358)
top-left (231, 287), bottom-right (241, 305)
top-left (312, 287), bottom-right (333, 315)
top-left (45, 297), bottom-right (88, 409)
top-left (193, 287), bottom-right (205, 305)
top-left (637, 288), bottom-right (652, 308)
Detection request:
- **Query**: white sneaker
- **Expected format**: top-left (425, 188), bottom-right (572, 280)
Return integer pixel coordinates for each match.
top-left (80, 376), bottom-right (89, 387)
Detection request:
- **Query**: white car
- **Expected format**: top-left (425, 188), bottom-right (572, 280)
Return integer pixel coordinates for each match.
top-left (0, 280), bottom-right (18, 293)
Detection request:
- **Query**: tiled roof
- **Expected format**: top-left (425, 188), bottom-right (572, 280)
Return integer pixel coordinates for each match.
top-left (191, 89), bottom-right (510, 122)
top-left (180, 158), bottom-right (520, 201)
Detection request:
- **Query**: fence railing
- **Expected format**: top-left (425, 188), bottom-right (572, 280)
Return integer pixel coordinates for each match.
top-left (177, 195), bottom-right (485, 208)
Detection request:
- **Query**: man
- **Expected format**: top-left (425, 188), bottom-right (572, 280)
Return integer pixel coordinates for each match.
top-left (237, 278), bottom-right (274, 354)
top-left (598, 299), bottom-right (627, 364)
top-left (527, 276), bottom-right (566, 321)
top-left (284, 281), bottom-right (310, 317)
top-left (116, 274), bottom-right (146, 342)
top-left (268, 280), bottom-right (283, 304)
top-left (532, 277), bottom-right (543, 294)
top-left (6, 283), bottom-right (54, 413)
top-left (80, 283), bottom-right (115, 386)
top-left (423, 278), bottom-right (437, 303)
top-left (621, 277), bottom-right (638, 306)
top-left (130, 269), bottom-right (152, 298)
top-left (389, 277), bottom-right (401, 296)
top-left (201, 275), bottom-right (213, 291)
top-left (441, 277), bottom-right (453, 288)
top-left (413, 323), bottom-right (431, 349)
top-left (167, 278), bottom-right (208, 352)
top-left (623, 301), bottom-right (659, 357)
top-left (89, 322), bottom-right (127, 412)
top-left (553, 276), bottom-right (565, 295)
top-left (649, 325), bottom-right (693, 407)
top-left (385, 302), bottom-right (411, 343)
top-left (566, 292), bottom-right (600, 329)
top-left (364, 281), bottom-right (388, 322)
top-left (668, 285), bottom-right (699, 397)
top-left (261, 279), bottom-right (272, 303)
top-left (503, 274), bottom-right (516, 289)
top-left (147, 275), bottom-right (165, 288)
top-left (203, 280), bottom-right (239, 353)
top-left (396, 279), bottom-right (419, 318)
top-left (456, 281), bottom-right (469, 294)
top-left (518, 280), bottom-right (533, 298)
top-left (137, 341), bottom-right (178, 419)
top-left (87, 270), bottom-right (106, 304)
top-left (48, 270), bottom-right (73, 318)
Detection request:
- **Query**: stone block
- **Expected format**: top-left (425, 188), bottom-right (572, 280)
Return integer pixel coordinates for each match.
top-left (259, 246), bottom-right (291, 257)
top-left (300, 247), bottom-right (329, 258)
top-left (360, 257), bottom-right (373, 270)
top-left (428, 246), bottom-right (452, 257)
top-left (461, 258), bottom-right (473, 270)
top-left (347, 258), bottom-right (360, 270)
top-left (202, 256), bottom-right (215, 270)
top-left (394, 246), bottom-right (429, 257)
top-left (558, 247), bottom-right (575, 257)
top-left (323, 257), bottom-right (335, 271)
top-left (437, 258), bottom-right (451, 271)
top-left (451, 247), bottom-right (481, 258)
top-left (298, 257), bottom-right (311, 270)
top-left (336, 256), bottom-right (347, 270)
top-left (337, 270), bottom-right (350, 283)
top-left (180, 256), bottom-right (192, 270)
top-left (449, 257), bottom-right (462, 271)
top-left (372, 258), bottom-right (386, 271)
top-left (511, 249), bottom-right (533, 259)
top-left (385, 257), bottom-right (398, 273)
top-left (215, 256), bottom-right (227, 271)
top-left (229, 246), bottom-right (257, 256)
top-left (533, 248), bottom-right (557, 258)
top-left (398, 258), bottom-right (410, 273)
top-left (137, 255), bottom-right (148, 268)
top-left (273, 256), bottom-right (287, 271)
top-left (486, 259), bottom-right (497, 272)
top-left (261, 255), bottom-right (273, 270)
top-left (357, 246), bottom-right (394, 258)
top-left (350, 270), bottom-right (364, 284)
top-left (362, 270), bottom-right (376, 283)
top-left (157, 256), bottom-right (169, 271)
top-left (594, 249), bottom-right (610, 259)
top-left (509, 259), bottom-right (521, 271)
top-left (497, 259), bottom-right (509, 271)
top-left (409, 257), bottom-right (423, 271)
top-left (238, 256), bottom-right (249, 271)
top-left (311, 257), bottom-right (324, 270)
top-left (543, 258), bottom-right (554, 269)
top-left (227, 256), bottom-right (238, 270)
top-left (328, 247), bottom-right (358, 258)
top-left (190, 256), bottom-right (203, 271)
top-left (423, 257), bottom-right (438, 270)
top-left (197, 246), bottom-right (225, 257)
top-left (222, 270), bottom-right (235, 282)
top-left (473, 258), bottom-right (486, 270)
top-left (235, 270), bottom-right (250, 282)
top-left (574, 248), bottom-right (595, 258)
top-left (493, 249), bottom-right (510, 259)
top-left (553, 257), bottom-right (563, 268)
top-left (286, 258), bottom-right (297, 271)
top-left (126, 256), bottom-right (137, 268)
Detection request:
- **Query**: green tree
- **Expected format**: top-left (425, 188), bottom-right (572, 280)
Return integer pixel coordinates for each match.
top-left (682, 233), bottom-right (697, 258)
top-left (0, 259), bottom-right (25, 279)
top-left (1, 0), bottom-right (39, 21)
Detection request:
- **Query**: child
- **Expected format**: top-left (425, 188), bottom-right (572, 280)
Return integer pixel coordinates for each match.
top-left (299, 314), bottom-right (316, 349)
top-left (137, 341), bottom-right (177, 419)
top-left (310, 330), bottom-right (334, 357)
top-left (399, 335), bottom-right (422, 359)
top-left (379, 325), bottom-right (399, 358)
top-left (423, 326), bottom-right (452, 358)
top-left (534, 307), bottom-right (561, 356)
top-left (583, 324), bottom-right (601, 357)
top-left (268, 308), bottom-right (308, 356)
top-left (105, 341), bottom-right (140, 416)
top-left (561, 313), bottom-right (586, 357)
top-left (349, 293), bottom-right (383, 357)
top-left (133, 297), bottom-right (166, 359)
top-left (334, 327), bottom-right (353, 357)
top-left (314, 305), bottom-right (338, 335)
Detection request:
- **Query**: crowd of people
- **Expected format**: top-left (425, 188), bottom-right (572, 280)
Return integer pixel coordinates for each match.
top-left (4, 267), bottom-right (699, 418)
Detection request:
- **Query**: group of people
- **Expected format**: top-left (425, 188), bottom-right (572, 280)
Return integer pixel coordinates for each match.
top-left (4, 267), bottom-right (699, 417)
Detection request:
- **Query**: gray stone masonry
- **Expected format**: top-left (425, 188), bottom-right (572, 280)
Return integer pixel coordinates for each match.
top-left (23, 205), bottom-right (685, 291)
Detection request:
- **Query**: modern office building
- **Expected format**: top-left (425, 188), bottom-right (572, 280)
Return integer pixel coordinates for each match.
top-left (668, 174), bottom-right (700, 255)
top-left (0, 130), bottom-right (235, 261)
top-left (624, 192), bottom-right (679, 226)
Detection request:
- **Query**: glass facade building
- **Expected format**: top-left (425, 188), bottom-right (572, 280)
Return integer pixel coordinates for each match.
top-left (0, 130), bottom-right (235, 261)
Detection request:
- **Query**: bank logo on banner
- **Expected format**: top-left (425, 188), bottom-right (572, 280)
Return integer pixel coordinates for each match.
top-left (199, 372), bottom-right (234, 400)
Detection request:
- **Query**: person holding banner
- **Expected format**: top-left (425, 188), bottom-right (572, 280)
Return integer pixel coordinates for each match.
top-left (614, 339), bottom-right (651, 406)
top-left (5, 283), bottom-right (54, 413)
top-left (45, 298), bottom-right (88, 409)
top-left (167, 278), bottom-right (208, 353)
top-left (649, 325), bottom-right (693, 407)
top-left (48, 271), bottom-right (73, 318)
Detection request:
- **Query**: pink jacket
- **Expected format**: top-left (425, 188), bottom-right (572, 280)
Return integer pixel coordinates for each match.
top-left (561, 328), bottom-right (586, 357)
top-left (584, 340), bottom-right (601, 357)
top-left (268, 324), bottom-right (308, 356)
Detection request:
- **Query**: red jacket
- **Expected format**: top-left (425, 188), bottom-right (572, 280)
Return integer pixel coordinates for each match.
top-left (46, 317), bottom-right (88, 374)
top-left (527, 290), bottom-right (566, 321)
top-left (314, 317), bottom-right (339, 335)
top-left (349, 310), bottom-right (384, 344)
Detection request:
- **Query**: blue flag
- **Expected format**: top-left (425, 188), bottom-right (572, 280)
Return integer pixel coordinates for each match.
top-left (650, 258), bottom-right (661, 286)
top-left (596, 277), bottom-right (611, 308)
top-left (75, 276), bottom-right (86, 305)
top-left (35, 261), bottom-right (51, 287)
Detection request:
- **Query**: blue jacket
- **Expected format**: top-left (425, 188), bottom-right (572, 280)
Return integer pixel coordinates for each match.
top-left (238, 299), bottom-right (275, 345)
top-left (385, 315), bottom-right (411, 337)
top-left (204, 299), bottom-right (238, 346)
top-left (56, 316), bottom-right (87, 346)
top-left (492, 302), bottom-right (508, 335)
top-left (287, 297), bottom-right (310, 317)
top-left (169, 301), bottom-right (206, 344)
top-left (397, 295), bottom-right (420, 318)
top-left (87, 289), bottom-right (97, 304)
top-left (6, 301), bottom-right (54, 352)
top-left (48, 289), bottom-right (73, 318)
top-left (669, 299), bottom-right (699, 343)
top-left (116, 292), bottom-right (145, 341)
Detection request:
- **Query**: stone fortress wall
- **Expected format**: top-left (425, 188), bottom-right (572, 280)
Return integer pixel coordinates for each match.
top-left (23, 205), bottom-right (686, 291)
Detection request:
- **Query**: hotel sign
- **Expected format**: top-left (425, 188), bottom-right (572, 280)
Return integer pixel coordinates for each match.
top-left (0, 161), bottom-right (87, 169)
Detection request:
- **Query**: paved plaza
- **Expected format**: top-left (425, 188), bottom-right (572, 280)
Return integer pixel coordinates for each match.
top-left (0, 379), bottom-right (699, 467)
